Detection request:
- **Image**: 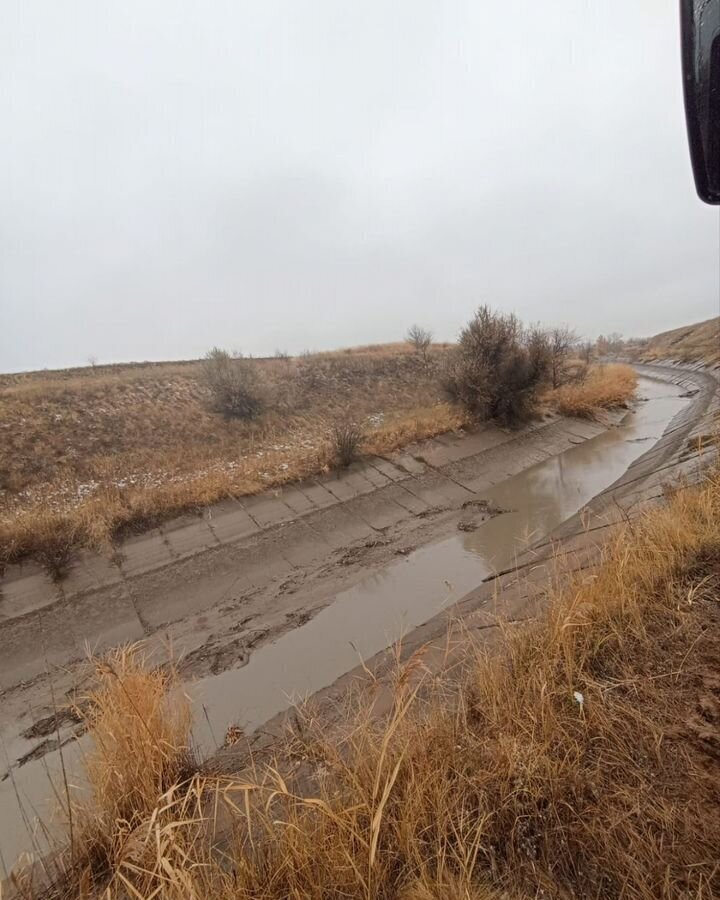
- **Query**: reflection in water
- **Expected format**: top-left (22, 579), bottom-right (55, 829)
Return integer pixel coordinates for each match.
top-left (0, 378), bottom-right (689, 871)
top-left (463, 386), bottom-right (684, 568)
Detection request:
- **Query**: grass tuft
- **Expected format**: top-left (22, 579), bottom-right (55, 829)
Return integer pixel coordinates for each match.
top-left (551, 362), bottom-right (637, 418)
top-left (329, 419), bottom-right (365, 467)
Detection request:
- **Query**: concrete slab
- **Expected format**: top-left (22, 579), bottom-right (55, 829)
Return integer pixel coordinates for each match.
top-left (278, 484), bottom-right (317, 516)
top-left (68, 585), bottom-right (145, 655)
top-left (119, 529), bottom-right (175, 577)
top-left (393, 453), bottom-right (427, 476)
top-left (61, 550), bottom-right (123, 597)
top-left (342, 468), bottom-right (377, 495)
top-left (303, 505), bottom-right (376, 549)
top-left (162, 519), bottom-right (220, 557)
top-left (137, 564), bottom-right (254, 630)
top-left (0, 565), bottom-right (60, 620)
top-left (456, 472), bottom-right (502, 494)
top-left (136, 545), bottom-right (254, 628)
top-left (208, 505), bottom-right (260, 544)
top-left (563, 419), bottom-right (606, 441)
top-left (347, 494), bottom-right (408, 531)
top-left (383, 483), bottom-right (431, 515)
top-left (295, 479), bottom-right (338, 509)
top-left (413, 439), bottom-right (463, 467)
top-left (273, 521), bottom-right (333, 567)
top-left (368, 457), bottom-right (407, 482)
top-left (225, 540), bottom-right (295, 589)
top-left (316, 472), bottom-right (358, 502)
top-left (0, 602), bottom-right (82, 690)
top-left (403, 473), bottom-right (474, 508)
top-left (241, 494), bottom-right (295, 528)
top-left (358, 463), bottom-right (392, 489)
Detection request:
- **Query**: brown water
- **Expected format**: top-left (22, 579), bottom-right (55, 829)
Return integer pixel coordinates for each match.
top-left (189, 376), bottom-right (688, 746)
top-left (0, 376), bottom-right (689, 873)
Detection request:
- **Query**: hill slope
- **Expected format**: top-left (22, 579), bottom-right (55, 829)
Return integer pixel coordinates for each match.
top-left (637, 316), bottom-right (720, 366)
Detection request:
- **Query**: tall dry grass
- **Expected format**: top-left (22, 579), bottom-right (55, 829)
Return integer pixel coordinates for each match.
top-left (551, 362), bottom-right (637, 418)
top-left (9, 647), bottom-right (196, 897)
top-left (25, 466), bottom-right (720, 899)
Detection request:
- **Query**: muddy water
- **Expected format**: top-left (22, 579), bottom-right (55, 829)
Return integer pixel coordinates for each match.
top-left (0, 377), bottom-right (688, 873)
top-left (190, 377), bottom-right (688, 746)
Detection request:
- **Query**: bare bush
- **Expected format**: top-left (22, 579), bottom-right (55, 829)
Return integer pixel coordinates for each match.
top-left (526, 325), bottom-right (553, 383)
top-left (200, 347), bottom-right (264, 419)
top-left (596, 332), bottom-right (624, 356)
top-left (405, 324), bottom-right (433, 363)
top-left (329, 419), bottom-right (364, 467)
top-left (443, 306), bottom-right (549, 425)
top-left (549, 326), bottom-right (577, 388)
top-left (578, 340), bottom-right (594, 364)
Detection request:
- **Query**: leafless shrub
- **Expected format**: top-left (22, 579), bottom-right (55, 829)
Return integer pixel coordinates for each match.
top-left (329, 419), bottom-right (364, 467)
top-left (548, 326), bottom-right (577, 388)
top-left (405, 324), bottom-right (433, 363)
top-left (578, 340), bottom-right (594, 365)
top-left (526, 325), bottom-right (553, 383)
top-left (597, 332), bottom-right (625, 356)
top-left (443, 306), bottom-right (549, 425)
top-left (200, 347), bottom-right (264, 419)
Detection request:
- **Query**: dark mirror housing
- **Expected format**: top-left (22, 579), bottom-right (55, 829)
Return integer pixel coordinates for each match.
top-left (681, 0), bottom-right (720, 203)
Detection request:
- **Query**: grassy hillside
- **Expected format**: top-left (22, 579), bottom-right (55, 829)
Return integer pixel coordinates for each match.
top-left (0, 346), bottom-right (462, 570)
top-left (0, 338), bottom-right (636, 574)
top-left (634, 316), bottom-right (720, 366)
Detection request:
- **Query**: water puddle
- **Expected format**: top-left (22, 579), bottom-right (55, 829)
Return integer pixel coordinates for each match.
top-left (0, 376), bottom-right (689, 873)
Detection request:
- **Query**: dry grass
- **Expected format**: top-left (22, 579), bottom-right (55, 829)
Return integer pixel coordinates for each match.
top-left (550, 363), bottom-right (637, 418)
top-left (632, 316), bottom-right (720, 367)
top-left (25, 466), bottom-right (720, 899)
top-left (0, 348), bottom-right (456, 571)
top-left (0, 352), bottom-right (635, 573)
top-left (10, 647), bottom-right (197, 896)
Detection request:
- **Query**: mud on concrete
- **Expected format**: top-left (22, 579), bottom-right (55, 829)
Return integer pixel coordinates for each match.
top-left (0, 407), bottom-right (616, 767)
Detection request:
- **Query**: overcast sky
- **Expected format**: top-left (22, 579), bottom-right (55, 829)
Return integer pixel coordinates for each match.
top-left (1, 1), bottom-right (718, 372)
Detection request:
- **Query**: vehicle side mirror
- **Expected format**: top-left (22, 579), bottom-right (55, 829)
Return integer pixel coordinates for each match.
top-left (681, 0), bottom-right (720, 203)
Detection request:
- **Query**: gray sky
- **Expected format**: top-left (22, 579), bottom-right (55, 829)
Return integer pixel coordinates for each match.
top-left (1, 1), bottom-right (718, 372)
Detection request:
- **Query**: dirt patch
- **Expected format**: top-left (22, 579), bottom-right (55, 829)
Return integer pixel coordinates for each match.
top-left (457, 497), bottom-right (508, 531)
top-left (21, 706), bottom-right (85, 740)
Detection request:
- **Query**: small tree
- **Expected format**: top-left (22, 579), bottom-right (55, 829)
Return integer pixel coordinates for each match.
top-left (548, 326), bottom-right (577, 388)
top-left (607, 332), bottom-right (624, 352)
top-left (578, 341), bottom-right (594, 365)
top-left (200, 348), bottom-right (264, 419)
top-left (405, 325), bottom-right (433, 364)
top-left (526, 326), bottom-right (553, 383)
